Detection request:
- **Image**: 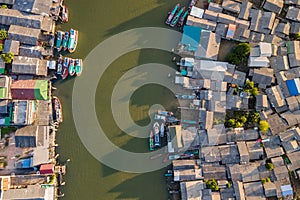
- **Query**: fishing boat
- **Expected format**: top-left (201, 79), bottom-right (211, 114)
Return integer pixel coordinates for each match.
top-left (177, 10), bottom-right (189, 27)
top-left (153, 122), bottom-right (160, 147)
top-left (170, 6), bottom-right (185, 27)
top-left (68, 59), bottom-right (76, 76)
top-left (62, 31), bottom-right (69, 51)
top-left (56, 57), bottom-right (63, 75)
top-left (74, 59), bottom-right (83, 76)
top-left (68, 29), bottom-right (78, 53)
top-left (149, 130), bottom-right (154, 151)
top-left (53, 96), bottom-right (63, 123)
top-left (61, 5), bottom-right (69, 23)
top-left (55, 31), bottom-right (64, 51)
top-left (165, 4), bottom-right (180, 25)
top-left (61, 57), bottom-right (70, 80)
top-left (188, 0), bottom-right (197, 9)
top-left (160, 123), bottom-right (165, 137)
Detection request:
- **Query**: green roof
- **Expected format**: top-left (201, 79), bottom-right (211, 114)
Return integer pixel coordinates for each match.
top-left (0, 87), bottom-right (7, 99)
top-left (34, 80), bottom-right (48, 100)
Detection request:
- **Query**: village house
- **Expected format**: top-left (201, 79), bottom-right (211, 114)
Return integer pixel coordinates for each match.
top-left (243, 181), bottom-right (266, 199)
top-left (12, 56), bottom-right (48, 76)
top-left (286, 6), bottom-right (300, 22)
top-left (252, 68), bottom-right (274, 89)
top-left (246, 141), bottom-right (264, 160)
top-left (11, 79), bottom-right (49, 100)
top-left (14, 125), bottom-right (49, 148)
top-left (263, 0), bottom-right (283, 14)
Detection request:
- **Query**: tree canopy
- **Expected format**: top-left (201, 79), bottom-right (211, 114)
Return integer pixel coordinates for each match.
top-left (259, 120), bottom-right (270, 133)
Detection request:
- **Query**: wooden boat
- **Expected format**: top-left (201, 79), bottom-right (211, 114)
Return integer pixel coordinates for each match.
top-left (166, 4), bottom-right (180, 25)
top-left (68, 59), bottom-right (76, 76)
top-left (177, 10), bottom-right (189, 27)
top-left (160, 123), bottom-right (165, 137)
top-left (189, 0), bottom-right (197, 9)
top-left (55, 31), bottom-right (64, 51)
top-left (149, 130), bottom-right (154, 151)
top-left (53, 96), bottom-right (63, 123)
top-left (56, 57), bottom-right (63, 75)
top-left (61, 5), bottom-right (69, 23)
top-left (62, 31), bottom-right (69, 51)
top-left (153, 122), bottom-right (160, 147)
top-left (68, 29), bottom-right (78, 53)
top-left (170, 6), bottom-right (185, 27)
top-left (61, 57), bottom-right (70, 80)
top-left (75, 59), bottom-right (83, 76)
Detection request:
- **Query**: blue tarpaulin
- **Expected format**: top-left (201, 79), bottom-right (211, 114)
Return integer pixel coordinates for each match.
top-left (181, 25), bottom-right (202, 51)
top-left (286, 79), bottom-right (300, 96)
top-left (20, 158), bottom-right (31, 168)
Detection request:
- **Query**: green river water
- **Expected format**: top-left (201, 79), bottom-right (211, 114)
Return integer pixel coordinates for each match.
top-left (55, 0), bottom-right (188, 199)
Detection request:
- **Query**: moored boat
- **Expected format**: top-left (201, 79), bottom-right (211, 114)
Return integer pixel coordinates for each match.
top-left (166, 4), bottom-right (180, 25)
top-left (150, 153), bottom-right (162, 160)
top-left (62, 31), bottom-right (69, 51)
top-left (55, 31), bottom-right (64, 51)
top-left (61, 57), bottom-right (70, 80)
top-left (189, 0), bottom-right (197, 9)
top-left (61, 5), bottom-right (69, 23)
top-left (68, 29), bottom-right (78, 53)
top-left (160, 123), bottom-right (165, 137)
top-left (56, 57), bottom-right (63, 75)
top-left (68, 59), bottom-right (76, 76)
top-left (170, 6), bottom-right (185, 27)
top-left (153, 122), bottom-right (160, 147)
top-left (74, 59), bottom-right (83, 76)
top-left (177, 10), bottom-right (189, 27)
top-left (53, 96), bottom-right (63, 123)
top-left (149, 130), bottom-right (154, 151)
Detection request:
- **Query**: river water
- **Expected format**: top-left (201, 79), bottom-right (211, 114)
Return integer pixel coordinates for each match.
top-left (55, 0), bottom-right (188, 199)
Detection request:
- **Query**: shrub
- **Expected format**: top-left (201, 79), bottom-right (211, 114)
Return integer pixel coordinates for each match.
top-left (266, 177), bottom-right (271, 182)
top-left (265, 163), bottom-right (274, 171)
top-left (205, 179), bottom-right (219, 191)
top-left (0, 29), bottom-right (7, 40)
top-left (227, 182), bottom-right (231, 188)
top-left (1, 52), bottom-right (14, 64)
top-left (227, 119), bottom-right (236, 127)
top-left (1, 5), bottom-right (7, 9)
top-left (240, 116), bottom-right (247, 124)
top-left (259, 120), bottom-right (270, 133)
top-left (262, 178), bottom-right (266, 185)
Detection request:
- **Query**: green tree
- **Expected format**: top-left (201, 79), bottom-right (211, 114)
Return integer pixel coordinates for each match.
top-left (265, 162), bottom-right (274, 171)
top-left (227, 182), bottom-right (231, 188)
top-left (235, 43), bottom-right (251, 58)
top-left (235, 121), bottom-right (243, 128)
top-left (240, 116), bottom-right (247, 124)
top-left (227, 119), bottom-right (236, 127)
top-left (250, 87), bottom-right (259, 96)
top-left (244, 80), bottom-right (254, 90)
top-left (266, 177), bottom-right (271, 182)
top-left (259, 120), bottom-right (270, 133)
top-left (0, 29), bottom-right (7, 40)
top-left (1, 5), bottom-right (7, 9)
top-left (0, 44), bottom-right (3, 52)
top-left (262, 178), bottom-right (266, 185)
top-left (290, 33), bottom-right (300, 40)
top-left (1, 52), bottom-right (14, 64)
top-left (227, 53), bottom-right (240, 65)
top-left (249, 112), bottom-right (260, 123)
top-left (205, 179), bottom-right (219, 191)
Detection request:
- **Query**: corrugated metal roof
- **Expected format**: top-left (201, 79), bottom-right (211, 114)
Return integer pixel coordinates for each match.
top-left (286, 79), bottom-right (300, 96)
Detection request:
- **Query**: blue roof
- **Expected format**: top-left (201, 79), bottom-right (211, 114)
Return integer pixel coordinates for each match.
top-left (20, 158), bottom-right (32, 168)
top-left (181, 25), bottom-right (202, 51)
top-left (286, 79), bottom-right (300, 96)
top-left (281, 185), bottom-right (293, 197)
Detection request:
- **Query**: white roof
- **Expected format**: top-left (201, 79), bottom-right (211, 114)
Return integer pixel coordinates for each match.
top-left (248, 57), bottom-right (270, 67)
top-left (190, 6), bottom-right (204, 18)
top-left (183, 57), bottom-right (195, 63)
top-left (198, 60), bottom-right (228, 71)
top-left (259, 42), bottom-right (272, 57)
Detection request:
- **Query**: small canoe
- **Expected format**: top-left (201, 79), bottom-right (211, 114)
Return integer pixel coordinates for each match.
top-left (68, 29), bottom-right (78, 53)
top-left (149, 130), bottom-right (154, 151)
top-left (62, 31), bottom-right (69, 51)
top-left (68, 59), bottom-right (76, 76)
top-left (160, 123), bottom-right (165, 137)
top-left (166, 4), bottom-right (180, 25)
top-left (61, 5), bottom-right (69, 23)
top-left (75, 59), bottom-right (83, 76)
top-left (170, 6), bottom-right (185, 27)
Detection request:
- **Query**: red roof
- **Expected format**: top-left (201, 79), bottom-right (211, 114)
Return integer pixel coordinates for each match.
top-left (39, 164), bottom-right (54, 174)
top-left (11, 80), bottom-right (36, 100)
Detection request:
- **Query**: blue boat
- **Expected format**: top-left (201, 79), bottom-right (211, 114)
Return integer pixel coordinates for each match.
top-left (178, 10), bottom-right (189, 27)
top-left (55, 31), bottom-right (64, 51)
top-left (170, 6), bottom-right (185, 27)
top-left (62, 31), bottom-right (69, 51)
top-left (166, 4), bottom-right (180, 25)
top-left (68, 29), bottom-right (78, 53)
top-left (68, 59), bottom-right (76, 76)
